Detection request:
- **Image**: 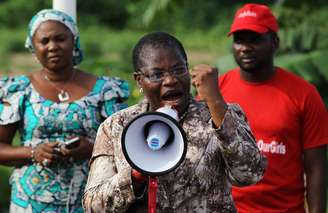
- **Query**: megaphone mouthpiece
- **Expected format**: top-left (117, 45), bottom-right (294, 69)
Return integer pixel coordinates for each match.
top-left (146, 121), bottom-right (171, 150)
top-left (156, 106), bottom-right (178, 120)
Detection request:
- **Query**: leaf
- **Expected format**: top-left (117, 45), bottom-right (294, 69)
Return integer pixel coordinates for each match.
top-left (142, 0), bottom-right (172, 26)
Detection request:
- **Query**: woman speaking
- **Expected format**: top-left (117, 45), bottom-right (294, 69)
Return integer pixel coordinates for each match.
top-left (83, 32), bottom-right (267, 212)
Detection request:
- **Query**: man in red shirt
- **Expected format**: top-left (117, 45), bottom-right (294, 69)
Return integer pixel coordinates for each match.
top-left (192, 3), bottom-right (327, 213)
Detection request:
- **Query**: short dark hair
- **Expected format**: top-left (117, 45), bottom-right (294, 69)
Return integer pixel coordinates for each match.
top-left (132, 32), bottom-right (188, 72)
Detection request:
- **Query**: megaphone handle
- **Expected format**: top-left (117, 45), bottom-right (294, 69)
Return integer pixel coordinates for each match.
top-left (148, 176), bottom-right (158, 213)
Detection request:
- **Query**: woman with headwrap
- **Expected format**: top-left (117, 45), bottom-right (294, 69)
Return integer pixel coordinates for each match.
top-left (0, 9), bottom-right (129, 212)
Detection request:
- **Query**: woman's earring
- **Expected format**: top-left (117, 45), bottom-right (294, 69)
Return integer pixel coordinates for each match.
top-left (139, 88), bottom-right (143, 93)
top-left (32, 54), bottom-right (39, 64)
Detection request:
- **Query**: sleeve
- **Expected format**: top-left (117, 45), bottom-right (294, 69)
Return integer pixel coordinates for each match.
top-left (100, 77), bottom-right (129, 118)
top-left (83, 119), bottom-right (136, 213)
top-left (302, 86), bottom-right (328, 149)
top-left (0, 76), bottom-right (27, 125)
top-left (214, 104), bottom-right (267, 186)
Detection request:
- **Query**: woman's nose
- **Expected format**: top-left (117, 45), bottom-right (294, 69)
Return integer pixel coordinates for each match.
top-left (162, 74), bottom-right (178, 85)
top-left (48, 41), bottom-right (59, 51)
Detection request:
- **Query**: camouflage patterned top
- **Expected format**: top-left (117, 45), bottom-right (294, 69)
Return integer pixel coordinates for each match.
top-left (83, 98), bottom-right (267, 213)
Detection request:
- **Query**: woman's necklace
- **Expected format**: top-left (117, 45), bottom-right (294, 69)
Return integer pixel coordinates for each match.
top-left (178, 109), bottom-right (188, 122)
top-left (42, 69), bottom-right (76, 102)
top-left (178, 96), bottom-right (191, 122)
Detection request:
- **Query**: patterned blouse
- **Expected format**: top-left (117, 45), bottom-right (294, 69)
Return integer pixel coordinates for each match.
top-left (0, 75), bottom-right (129, 211)
top-left (83, 98), bottom-right (267, 213)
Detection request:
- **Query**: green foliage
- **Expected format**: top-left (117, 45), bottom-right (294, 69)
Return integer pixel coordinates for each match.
top-left (276, 6), bottom-right (328, 53)
top-left (0, 28), bottom-right (26, 73)
top-left (77, 0), bottom-right (130, 29)
top-left (0, 0), bottom-right (51, 27)
top-left (0, 0), bottom-right (130, 29)
top-left (141, 0), bottom-right (172, 26)
top-left (278, 0), bottom-right (327, 9)
top-left (0, 166), bottom-right (11, 212)
top-left (131, 0), bottom-right (269, 31)
top-left (276, 51), bottom-right (328, 105)
top-left (127, 0), bottom-right (229, 31)
top-left (215, 53), bottom-right (235, 74)
top-left (278, 23), bottom-right (318, 53)
top-left (273, 5), bottom-right (328, 105)
top-left (0, 27), bottom-right (25, 53)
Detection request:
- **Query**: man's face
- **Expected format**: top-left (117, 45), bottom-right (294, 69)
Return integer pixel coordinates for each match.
top-left (232, 30), bottom-right (276, 72)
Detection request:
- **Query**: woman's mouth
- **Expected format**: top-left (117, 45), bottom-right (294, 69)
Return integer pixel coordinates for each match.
top-left (48, 55), bottom-right (61, 62)
top-left (160, 90), bottom-right (189, 114)
top-left (161, 90), bottom-right (184, 101)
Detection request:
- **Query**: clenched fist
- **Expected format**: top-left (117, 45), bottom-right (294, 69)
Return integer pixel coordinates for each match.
top-left (190, 64), bottom-right (228, 127)
top-left (190, 64), bottom-right (220, 102)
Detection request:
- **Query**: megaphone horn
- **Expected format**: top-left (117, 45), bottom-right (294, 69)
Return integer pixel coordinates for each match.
top-left (121, 106), bottom-right (187, 177)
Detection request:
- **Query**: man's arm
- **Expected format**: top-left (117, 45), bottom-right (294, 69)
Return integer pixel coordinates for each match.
top-left (304, 145), bottom-right (327, 213)
top-left (302, 85), bottom-right (328, 213)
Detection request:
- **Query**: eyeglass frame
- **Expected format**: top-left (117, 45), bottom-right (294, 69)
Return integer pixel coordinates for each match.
top-left (135, 63), bottom-right (189, 83)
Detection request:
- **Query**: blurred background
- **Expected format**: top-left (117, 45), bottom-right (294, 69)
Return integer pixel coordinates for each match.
top-left (0, 0), bottom-right (327, 212)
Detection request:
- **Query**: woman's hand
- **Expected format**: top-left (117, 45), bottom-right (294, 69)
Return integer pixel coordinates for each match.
top-left (190, 64), bottom-right (221, 103)
top-left (190, 64), bottom-right (228, 127)
top-left (132, 169), bottom-right (147, 183)
top-left (59, 137), bottom-right (94, 162)
top-left (33, 142), bottom-right (60, 167)
top-left (131, 169), bottom-right (147, 198)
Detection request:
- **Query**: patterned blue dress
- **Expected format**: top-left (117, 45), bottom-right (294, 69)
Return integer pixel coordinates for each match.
top-left (0, 75), bottom-right (129, 213)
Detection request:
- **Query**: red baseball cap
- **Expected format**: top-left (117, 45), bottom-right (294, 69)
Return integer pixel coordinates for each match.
top-left (228, 3), bottom-right (279, 36)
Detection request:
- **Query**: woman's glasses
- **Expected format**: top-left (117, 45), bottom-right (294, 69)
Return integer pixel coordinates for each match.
top-left (137, 65), bottom-right (188, 83)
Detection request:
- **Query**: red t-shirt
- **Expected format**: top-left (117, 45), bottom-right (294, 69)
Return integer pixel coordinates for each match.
top-left (219, 67), bottom-right (327, 213)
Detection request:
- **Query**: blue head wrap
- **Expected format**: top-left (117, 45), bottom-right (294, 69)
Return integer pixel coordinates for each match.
top-left (25, 9), bottom-right (83, 66)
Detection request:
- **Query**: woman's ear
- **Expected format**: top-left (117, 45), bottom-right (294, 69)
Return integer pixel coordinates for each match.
top-left (134, 72), bottom-right (143, 89)
top-left (32, 53), bottom-right (40, 64)
top-left (133, 72), bottom-right (139, 81)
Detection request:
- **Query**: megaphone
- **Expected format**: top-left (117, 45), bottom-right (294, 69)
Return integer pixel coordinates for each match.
top-left (121, 106), bottom-right (187, 177)
top-left (122, 106), bottom-right (187, 213)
